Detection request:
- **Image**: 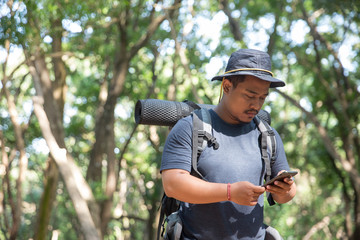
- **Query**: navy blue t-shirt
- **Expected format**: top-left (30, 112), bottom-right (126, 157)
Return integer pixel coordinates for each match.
top-left (161, 109), bottom-right (290, 240)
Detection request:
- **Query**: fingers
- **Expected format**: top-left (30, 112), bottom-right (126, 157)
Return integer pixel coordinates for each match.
top-left (231, 182), bottom-right (266, 206)
top-left (250, 193), bottom-right (263, 204)
top-left (283, 177), bottom-right (294, 184)
top-left (247, 190), bottom-right (266, 206)
top-left (266, 177), bottom-right (293, 194)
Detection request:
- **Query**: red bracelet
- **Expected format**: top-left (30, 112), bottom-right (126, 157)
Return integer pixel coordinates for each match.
top-left (227, 183), bottom-right (231, 201)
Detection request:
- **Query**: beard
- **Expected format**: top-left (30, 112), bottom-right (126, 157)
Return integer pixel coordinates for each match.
top-left (229, 109), bottom-right (259, 124)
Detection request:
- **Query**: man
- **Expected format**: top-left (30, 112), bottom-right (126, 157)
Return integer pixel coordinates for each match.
top-left (161, 49), bottom-right (296, 239)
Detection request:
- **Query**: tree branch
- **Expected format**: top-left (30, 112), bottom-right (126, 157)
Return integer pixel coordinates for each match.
top-left (218, 0), bottom-right (246, 42)
top-left (303, 215), bottom-right (331, 240)
top-left (129, 0), bottom-right (182, 59)
top-left (166, 3), bottom-right (203, 104)
top-left (274, 89), bottom-right (360, 187)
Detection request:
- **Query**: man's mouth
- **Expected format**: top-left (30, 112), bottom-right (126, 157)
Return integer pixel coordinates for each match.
top-left (245, 110), bottom-right (258, 116)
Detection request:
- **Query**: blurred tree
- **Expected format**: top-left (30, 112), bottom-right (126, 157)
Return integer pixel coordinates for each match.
top-left (1, 0), bottom-right (182, 239)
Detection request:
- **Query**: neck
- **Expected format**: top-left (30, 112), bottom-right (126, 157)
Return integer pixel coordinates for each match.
top-left (214, 101), bottom-right (253, 125)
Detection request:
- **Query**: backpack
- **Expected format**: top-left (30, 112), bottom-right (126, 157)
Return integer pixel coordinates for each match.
top-left (157, 101), bottom-right (277, 240)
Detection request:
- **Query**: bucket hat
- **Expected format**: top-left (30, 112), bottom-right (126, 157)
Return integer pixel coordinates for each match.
top-left (211, 49), bottom-right (285, 88)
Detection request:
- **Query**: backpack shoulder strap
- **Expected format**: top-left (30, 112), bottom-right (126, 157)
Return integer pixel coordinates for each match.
top-left (254, 115), bottom-right (277, 181)
top-left (191, 108), bottom-right (219, 179)
top-left (254, 115), bottom-right (277, 206)
top-left (157, 194), bottom-right (167, 240)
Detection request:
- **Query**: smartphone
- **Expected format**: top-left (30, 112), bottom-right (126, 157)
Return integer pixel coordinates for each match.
top-left (262, 170), bottom-right (298, 187)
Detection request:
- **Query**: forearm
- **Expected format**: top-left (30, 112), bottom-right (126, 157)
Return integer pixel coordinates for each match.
top-left (162, 169), bottom-right (228, 204)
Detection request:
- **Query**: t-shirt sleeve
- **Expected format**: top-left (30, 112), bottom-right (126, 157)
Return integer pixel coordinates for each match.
top-left (160, 117), bottom-right (193, 173)
top-left (270, 128), bottom-right (290, 178)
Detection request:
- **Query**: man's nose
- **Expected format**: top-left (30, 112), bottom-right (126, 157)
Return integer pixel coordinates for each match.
top-left (249, 98), bottom-right (263, 110)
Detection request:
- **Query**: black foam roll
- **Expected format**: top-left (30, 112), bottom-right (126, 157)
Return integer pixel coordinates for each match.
top-left (135, 99), bottom-right (214, 127)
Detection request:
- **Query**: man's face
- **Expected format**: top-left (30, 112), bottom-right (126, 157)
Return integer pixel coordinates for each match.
top-left (222, 75), bottom-right (271, 124)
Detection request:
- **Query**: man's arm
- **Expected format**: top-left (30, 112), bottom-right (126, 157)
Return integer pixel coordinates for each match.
top-left (162, 169), bottom-right (266, 206)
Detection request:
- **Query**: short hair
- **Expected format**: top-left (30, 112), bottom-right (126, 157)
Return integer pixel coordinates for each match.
top-left (227, 75), bottom-right (245, 88)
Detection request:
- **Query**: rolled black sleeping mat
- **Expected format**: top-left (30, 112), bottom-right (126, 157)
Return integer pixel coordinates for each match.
top-left (135, 99), bottom-right (214, 127)
top-left (134, 99), bottom-right (271, 127)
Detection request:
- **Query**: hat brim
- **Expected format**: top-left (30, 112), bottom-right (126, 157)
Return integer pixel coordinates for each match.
top-left (211, 71), bottom-right (285, 88)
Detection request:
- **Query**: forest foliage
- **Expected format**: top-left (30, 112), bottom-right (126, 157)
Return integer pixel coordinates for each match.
top-left (1, 0), bottom-right (360, 239)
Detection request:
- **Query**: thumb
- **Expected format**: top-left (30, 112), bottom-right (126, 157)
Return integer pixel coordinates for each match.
top-left (253, 185), bottom-right (266, 193)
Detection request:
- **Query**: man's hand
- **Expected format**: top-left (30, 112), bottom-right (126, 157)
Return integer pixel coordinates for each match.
top-left (265, 171), bottom-right (297, 204)
top-left (230, 181), bottom-right (266, 206)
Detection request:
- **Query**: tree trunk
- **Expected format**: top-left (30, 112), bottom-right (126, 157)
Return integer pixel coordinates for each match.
top-left (34, 16), bottom-right (67, 240)
top-left (33, 97), bottom-right (102, 240)
top-left (29, 52), bottom-right (101, 239)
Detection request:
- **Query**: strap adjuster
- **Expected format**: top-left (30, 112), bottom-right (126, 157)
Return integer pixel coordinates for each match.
top-left (199, 131), bottom-right (219, 150)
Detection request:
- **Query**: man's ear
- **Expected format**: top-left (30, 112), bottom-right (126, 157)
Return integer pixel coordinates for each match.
top-left (222, 78), bottom-right (232, 94)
